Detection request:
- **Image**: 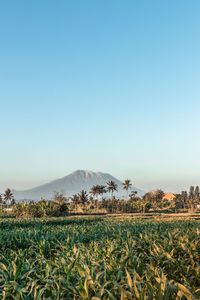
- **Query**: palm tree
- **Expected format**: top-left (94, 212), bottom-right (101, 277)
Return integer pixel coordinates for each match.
top-left (78, 190), bottom-right (88, 206)
top-left (0, 194), bottom-right (3, 210)
top-left (99, 185), bottom-right (107, 200)
top-left (107, 181), bottom-right (118, 199)
top-left (3, 188), bottom-right (14, 208)
top-left (90, 185), bottom-right (100, 200)
top-left (123, 179), bottom-right (132, 199)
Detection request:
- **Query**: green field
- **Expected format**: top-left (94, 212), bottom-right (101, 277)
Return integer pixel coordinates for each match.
top-left (0, 217), bottom-right (199, 299)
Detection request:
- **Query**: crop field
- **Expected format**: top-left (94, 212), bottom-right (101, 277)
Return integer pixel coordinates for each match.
top-left (0, 217), bottom-right (199, 299)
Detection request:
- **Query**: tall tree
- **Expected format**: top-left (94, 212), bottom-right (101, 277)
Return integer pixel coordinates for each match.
top-left (194, 186), bottom-right (200, 199)
top-left (107, 181), bottom-right (118, 199)
top-left (122, 179), bottom-right (132, 199)
top-left (90, 185), bottom-right (100, 200)
top-left (3, 188), bottom-right (14, 207)
top-left (0, 194), bottom-right (3, 210)
top-left (181, 191), bottom-right (188, 209)
top-left (189, 186), bottom-right (196, 210)
top-left (78, 190), bottom-right (88, 206)
top-left (193, 186), bottom-right (200, 209)
top-left (189, 186), bottom-right (195, 199)
top-left (99, 185), bottom-right (107, 200)
top-left (143, 189), bottom-right (164, 211)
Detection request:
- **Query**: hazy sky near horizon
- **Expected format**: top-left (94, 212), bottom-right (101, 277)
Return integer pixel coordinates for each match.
top-left (1, 0), bottom-right (200, 192)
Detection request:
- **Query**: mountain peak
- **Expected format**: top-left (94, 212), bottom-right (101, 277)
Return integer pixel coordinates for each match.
top-left (73, 169), bottom-right (95, 175)
top-left (13, 170), bottom-right (144, 201)
top-left (71, 170), bottom-right (103, 178)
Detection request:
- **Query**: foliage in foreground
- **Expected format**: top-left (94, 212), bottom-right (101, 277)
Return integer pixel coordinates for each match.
top-left (0, 217), bottom-right (199, 299)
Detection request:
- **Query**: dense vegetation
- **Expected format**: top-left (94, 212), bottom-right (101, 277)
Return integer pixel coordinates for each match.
top-left (1, 182), bottom-right (200, 218)
top-left (0, 217), bottom-right (199, 299)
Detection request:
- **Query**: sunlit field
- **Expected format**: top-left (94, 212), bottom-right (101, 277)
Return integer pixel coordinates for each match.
top-left (0, 217), bottom-right (199, 299)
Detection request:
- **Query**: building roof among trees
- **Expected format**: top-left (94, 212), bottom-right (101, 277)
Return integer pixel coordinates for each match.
top-left (163, 193), bottom-right (176, 200)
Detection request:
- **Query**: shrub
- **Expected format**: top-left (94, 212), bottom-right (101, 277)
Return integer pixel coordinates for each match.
top-left (14, 200), bottom-right (69, 218)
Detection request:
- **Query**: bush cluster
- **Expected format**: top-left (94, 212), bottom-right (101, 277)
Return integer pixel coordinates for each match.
top-left (14, 200), bottom-right (68, 218)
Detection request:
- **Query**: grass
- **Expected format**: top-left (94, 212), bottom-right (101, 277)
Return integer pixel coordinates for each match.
top-left (0, 216), bottom-right (199, 299)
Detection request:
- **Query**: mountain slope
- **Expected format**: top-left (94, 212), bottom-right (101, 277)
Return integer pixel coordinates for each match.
top-left (13, 170), bottom-right (143, 201)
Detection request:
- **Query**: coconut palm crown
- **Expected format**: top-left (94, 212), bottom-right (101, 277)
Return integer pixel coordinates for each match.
top-left (78, 190), bottom-right (88, 206)
top-left (3, 188), bottom-right (14, 206)
top-left (107, 181), bottom-right (118, 198)
top-left (123, 179), bottom-right (132, 199)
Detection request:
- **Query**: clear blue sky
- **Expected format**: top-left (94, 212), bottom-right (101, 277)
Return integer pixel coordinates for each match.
top-left (1, 0), bottom-right (200, 192)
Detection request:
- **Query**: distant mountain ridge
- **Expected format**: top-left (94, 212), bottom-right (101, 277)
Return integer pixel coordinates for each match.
top-left (13, 170), bottom-right (143, 201)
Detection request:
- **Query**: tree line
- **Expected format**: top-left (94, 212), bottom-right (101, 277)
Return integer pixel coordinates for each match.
top-left (1, 181), bottom-right (200, 218)
top-left (175, 185), bottom-right (200, 210)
